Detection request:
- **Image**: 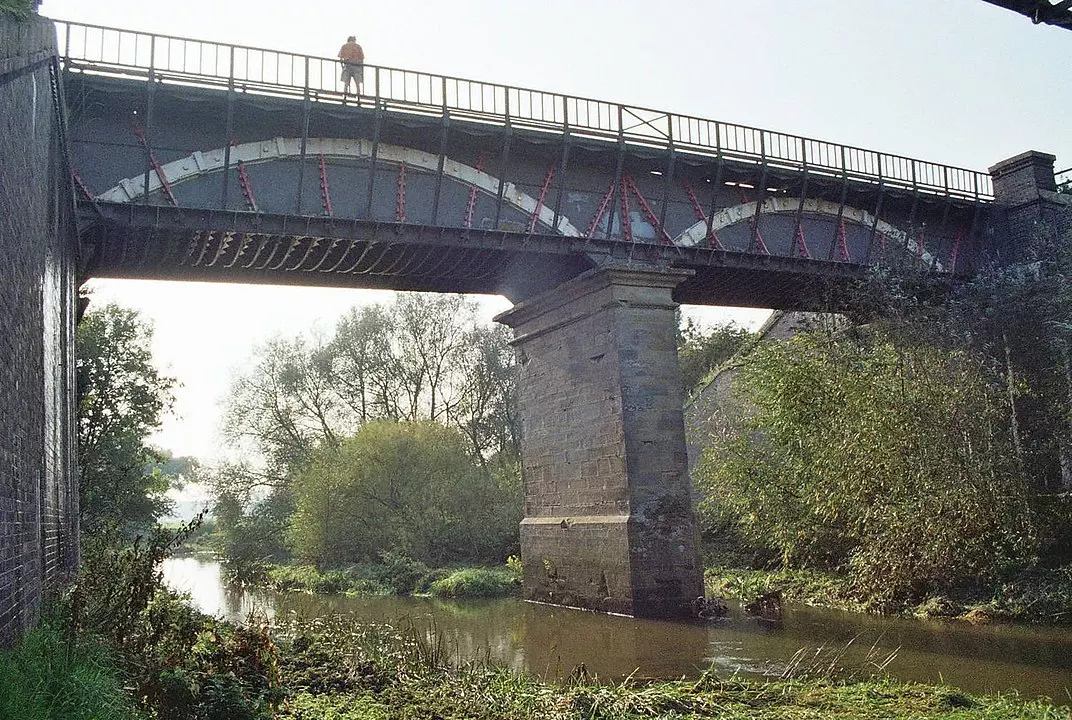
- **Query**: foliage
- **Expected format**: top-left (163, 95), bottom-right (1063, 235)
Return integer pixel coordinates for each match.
top-left (77, 303), bottom-right (177, 536)
top-left (943, 225), bottom-right (1072, 496)
top-left (427, 567), bottom-right (519, 598)
top-left (696, 333), bottom-right (1038, 610)
top-left (219, 295), bottom-right (518, 488)
top-left (288, 421), bottom-right (521, 566)
top-left (704, 566), bottom-right (865, 613)
top-left (0, 622), bottom-right (140, 720)
top-left (677, 317), bottom-right (753, 394)
top-left (0, 0), bottom-right (35, 19)
top-left (215, 488), bottom-right (293, 583)
top-left (211, 294), bottom-right (521, 573)
top-left (65, 520), bottom-right (282, 719)
top-left (370, 551), bottom-right (433, 594)
top-left (268, 616), bottom-right (1065, 720)
top-left (968, 565), bottom-right (1072, 624)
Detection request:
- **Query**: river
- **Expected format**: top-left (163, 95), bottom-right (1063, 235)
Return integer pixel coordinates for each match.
top-left (162, 556), bottom-right (1072, 705)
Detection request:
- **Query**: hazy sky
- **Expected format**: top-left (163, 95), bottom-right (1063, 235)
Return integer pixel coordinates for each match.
top-left (39, 0), bottom-right (1070, 462)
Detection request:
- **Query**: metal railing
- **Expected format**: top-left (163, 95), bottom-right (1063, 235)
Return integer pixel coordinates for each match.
top-left (54, 20), bottom-right (994, 201)
top-left (1057, 167), bottom-right (1072, 193)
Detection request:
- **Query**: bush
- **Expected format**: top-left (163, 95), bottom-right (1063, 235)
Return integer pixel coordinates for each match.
top-left (697, 333), bottom-right (1037, 609)
top-left (427, 568), bottom-right (519, 599)
top-left (372, 551), bottom-right (431, 595)
top-left (287, 421), bottom-right (521, 567)
top-left (66, 522), bottom-right (283, 719)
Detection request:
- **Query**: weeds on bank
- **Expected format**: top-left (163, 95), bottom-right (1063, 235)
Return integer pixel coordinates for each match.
top-left (261, 551), bottom-right (521, 599)
top-left (269, 613), bottom-right (1068, 720)
top-left (706, 563), bottom-right (1072, 624)
top-left (0, 623), bottom-right (139, 720)
top-left (705, 566), bottom-right (867, 612)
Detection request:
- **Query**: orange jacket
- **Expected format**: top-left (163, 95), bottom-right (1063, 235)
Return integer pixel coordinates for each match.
top-left (338, 42), bottom-right (364, 63)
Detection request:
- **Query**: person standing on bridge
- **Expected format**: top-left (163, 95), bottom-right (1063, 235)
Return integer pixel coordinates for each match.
top-left (338, 35), bottom-right (364, 97)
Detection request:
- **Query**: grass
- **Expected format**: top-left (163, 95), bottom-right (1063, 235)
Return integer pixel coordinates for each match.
top-left (261, 558), bottom-right (521, 599)
top-left (705, 563), bottom-right (1072, 625)
top-left (267, 564), bottom-right (389, 596)
top-left (427, 567), bottom-right (519, 598)
top-left (0, 623), bottom-right (141, 720)
top-left (270, 615), bottom-right (1070, 720)
top-left (705, 565), bottom-right (868, 613)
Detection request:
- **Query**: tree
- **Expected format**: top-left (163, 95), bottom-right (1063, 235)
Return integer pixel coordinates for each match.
top-left (77, 303), bottom-right (176, 535)
top-left (696, 332), bottom-right (1037, 609)
top-left (677, 317), bottom-right (753, 394)
top-left (287, 421), bottom-right (520, 566)
top-left (211, 293), bottom-right (522, 567)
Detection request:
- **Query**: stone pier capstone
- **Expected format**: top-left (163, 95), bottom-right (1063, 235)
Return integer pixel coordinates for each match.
top-left (496, 265), bottom-right (703, 617)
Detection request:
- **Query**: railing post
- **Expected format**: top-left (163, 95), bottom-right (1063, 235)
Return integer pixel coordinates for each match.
top-left (750, 132), bottom-right (769, 253)
top-left (142, 34), bottom-right (156, 204)
top-left (658, 114), bottom-right (675, 234)
top-left (220, 45), bottom-right (235, 210)
top-left (792, 139), bottom-right (810, 258)
top-left (828, 145), bottom-right (850, 260)
top-left (551, 95), bottom-right (571, 233)
top-left (605, 104), bottom-right (626, 240)
top-left (364, 68), bottom-right (383, 220)
top-left (866, 152), bottom-right (886, 264)
top-left (705, 122), bottom-right (724, 244)
top-left (431, 75), bottom-right (449, 224)
top-left (296, 55), bottom-right (311, 214)
top-left (493, 88), bottom-right (512, 229)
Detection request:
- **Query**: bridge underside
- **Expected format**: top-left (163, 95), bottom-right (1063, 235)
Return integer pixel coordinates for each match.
top-left (80, 202), bottom-right (893, 308)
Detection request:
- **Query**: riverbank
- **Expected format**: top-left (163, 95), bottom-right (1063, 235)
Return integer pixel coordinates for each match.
top-left (6, 606), bottom-right (1068, 720)
top-left (229, 553), bottom-right (521, 599)
top-left (704, 564), bottom-right (1072, 625)
top-left (271, 615), bottom-right (1068, 720)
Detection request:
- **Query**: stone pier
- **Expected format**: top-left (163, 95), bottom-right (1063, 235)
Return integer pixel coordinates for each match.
top-left (496, 265), bottom-right (703, 618)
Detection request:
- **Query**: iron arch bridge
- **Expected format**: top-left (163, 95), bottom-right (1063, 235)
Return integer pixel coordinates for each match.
top-left (61, 21), bottom-right (993, 307)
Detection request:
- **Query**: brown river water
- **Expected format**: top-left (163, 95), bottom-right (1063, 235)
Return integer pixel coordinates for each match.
top-left (162, 557), bottom-right (1072, 705)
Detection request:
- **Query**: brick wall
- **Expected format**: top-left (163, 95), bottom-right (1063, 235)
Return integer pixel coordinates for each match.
top-left (0, 15), bottom-right (79, 647)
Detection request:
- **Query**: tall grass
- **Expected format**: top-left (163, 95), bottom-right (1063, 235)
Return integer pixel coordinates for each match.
top-left (0, 624), bottom-right (140, 720)
top-left (427, 567), bottom-right (518, 598)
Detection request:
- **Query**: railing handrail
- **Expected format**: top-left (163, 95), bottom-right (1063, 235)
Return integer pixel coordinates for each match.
top-left (51, 18), bottom-right (995, 201)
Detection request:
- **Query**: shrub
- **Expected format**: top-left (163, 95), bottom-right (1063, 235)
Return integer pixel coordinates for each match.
top-left (288, 421), bottom-right (521, 566)
top-left (0, 0), bottom-right (35, 20)
top-left (65, 521), bottom-right (282, 719)
top-left (372, 551), bottom-right (431, 595)
top-left (427, 568), bottom-right (519, 598)
top-left (697, 333), bottom-right (1037, 609)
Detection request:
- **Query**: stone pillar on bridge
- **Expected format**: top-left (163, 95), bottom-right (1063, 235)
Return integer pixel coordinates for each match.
top-left (989, 150), bottom-right (1057, 206)
top-left (496, 265), bottom-right (703, 618)
top-left (987, 151), bottom-right (1071, 265)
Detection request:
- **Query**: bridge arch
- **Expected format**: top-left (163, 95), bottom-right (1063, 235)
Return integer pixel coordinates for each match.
top-left (673, 196), bottom-right (940, 271)
top-left (97, 137), bottom-right (585, 238)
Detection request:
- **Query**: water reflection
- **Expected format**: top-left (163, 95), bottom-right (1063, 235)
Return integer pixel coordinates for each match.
top-left (161, 557), bottom-right (1072, 704)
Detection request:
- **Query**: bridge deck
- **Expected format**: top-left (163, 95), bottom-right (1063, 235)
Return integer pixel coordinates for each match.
top-left (56, 20), bottom-right (992, 203)
top-left (61, 20), bottom-right (985, 307)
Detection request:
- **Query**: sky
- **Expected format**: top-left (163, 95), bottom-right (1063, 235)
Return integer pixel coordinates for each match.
top-left (38, 0), bottom-right (1070, 466)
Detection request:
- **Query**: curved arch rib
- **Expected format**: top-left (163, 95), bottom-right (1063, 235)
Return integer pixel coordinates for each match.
top-left (673, 197), bottom-right (942, 271)
top-left (97, 138), bottom-right (583, 238)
